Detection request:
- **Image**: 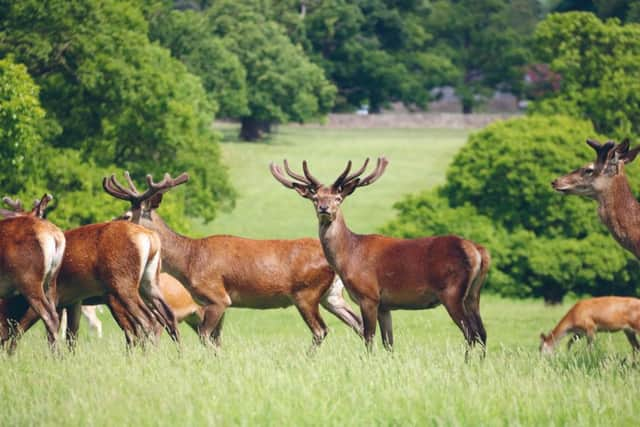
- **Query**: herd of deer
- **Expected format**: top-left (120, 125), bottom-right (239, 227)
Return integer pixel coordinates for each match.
top-left (1, 138), bottom-right (640, 358)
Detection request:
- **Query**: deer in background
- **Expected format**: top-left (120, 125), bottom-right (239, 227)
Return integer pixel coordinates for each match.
top-left (552, 138), bottom-right (640, 259)
top-left (0, 194), bottom-right (180, 348)
top-left (540, 297), bottom-right (640, 354)
top-left (103, 172), bottom-right (363, 349)
top-left (270, 157), bottom-right (490, 355)
top-left (0, 194), bottom-right (65, 351)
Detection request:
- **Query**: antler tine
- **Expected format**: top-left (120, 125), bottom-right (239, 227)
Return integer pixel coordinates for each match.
top-left (269, 162), bottom-right (295, 188)
top-left (102, 174), bottom-right (137, 201)
top-left (586, 138), bottom-right (602, 150)
top-left (302, 161), bottom-right (321, 187)
top-left (146, 172), bottom-right (189, 194)
top-left (358, 157), bottom-right (389, 187)
top-left (344, 158), bottom-right (370, 183)
top-left (2, 196), bottom-right (24, 212)
top-left (34, 194), bottom-right (53, 218)
top-left (124, 171), bottom-right (139, 193)
top-left (332, 160), bottom-right (353, 188)
top-left (284, 159), bottom-right (311, 184)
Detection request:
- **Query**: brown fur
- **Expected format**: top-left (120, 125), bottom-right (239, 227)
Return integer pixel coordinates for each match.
top-left (540, 296), bottom-right (640, 353)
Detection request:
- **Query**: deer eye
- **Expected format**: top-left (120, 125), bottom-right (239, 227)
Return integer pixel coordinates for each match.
top-left (584, 168), bottom-right (595, 176)
top-left (335, 195), bottom-right (343, 202)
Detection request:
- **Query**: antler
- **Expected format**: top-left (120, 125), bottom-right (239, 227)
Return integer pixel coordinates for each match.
top-left (103, 171), bottom-right (189, 207)
top-left (335, 157), bottom-right (389, 190)
top-left (33, 194), bottom-right (53, 218)
top-left (270, 160), bottom-right (320, 188)
top-left (2, 196), bottom-right (24, 212)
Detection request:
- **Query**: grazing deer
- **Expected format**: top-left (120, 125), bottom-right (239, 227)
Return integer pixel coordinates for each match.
top-left (270, 158), bottom-right (490, 355)
top-left (103, 172), bottom-right (363, 348)
top-left (0, 197), bottom-right (180, 348)
top-left (0, 194), bottom-right (65, 351)
top-left (552, 138), bottom-right (640, 259)
top-left (540, 296), bottom-right (640, 354)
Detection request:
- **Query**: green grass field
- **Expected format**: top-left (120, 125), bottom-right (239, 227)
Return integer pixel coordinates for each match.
top-left (3, 126), bottom-right (639, 426)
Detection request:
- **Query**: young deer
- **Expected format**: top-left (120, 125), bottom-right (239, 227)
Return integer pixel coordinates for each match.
top-left (270, 158), bottom-right (490, 354)
top-left (0, 194), bottom-right (65, 351)
top-left (103, 172), bottom-right (363, 348)
top-left (552, 138), bottom-right (640, 258)
top-left (0, 195), bottom-right (180, 348)
top-left (540, 296), bottom-right (640, 354)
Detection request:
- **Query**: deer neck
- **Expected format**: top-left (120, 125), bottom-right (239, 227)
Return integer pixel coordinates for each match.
top-left (318, 210), bottom-right (359, 276)
top-left (595, 174), bottom-right (640, 257)
top-left (141, 212), bottom-right (193, 283)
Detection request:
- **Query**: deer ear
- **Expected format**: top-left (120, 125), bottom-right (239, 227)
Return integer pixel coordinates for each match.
top-left (340, 179), bottom-right (360, 196)
top-left (292, 182), bottom-right (314, 199)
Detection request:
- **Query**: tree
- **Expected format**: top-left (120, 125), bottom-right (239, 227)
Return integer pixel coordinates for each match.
top-left (531, 12), bottom-right (640, 139)
top-left (206, 1), bottom-right (336, 140)
top-left (0, 0), bottom-right (234, 224)
top-left (424, 0), bottom-right (533, 113)
top-left (382, 115), bottom-right (640, 302)
top-left (0, 57), bottom-right (44, 194)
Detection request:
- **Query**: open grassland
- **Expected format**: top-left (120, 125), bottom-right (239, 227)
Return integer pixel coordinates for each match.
top-left (2, 296), bottom-right (639, 426)
top-left (193, 126), bottom-right (470, 238)
top-left (3, 126), bottom-right (639, 426)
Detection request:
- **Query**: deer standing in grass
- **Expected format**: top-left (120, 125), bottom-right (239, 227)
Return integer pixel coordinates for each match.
top-left (103, 172), bottom-right (363, 348)
top-left (552, 138), bottom-right (640, 259)
top-left (0, 195), bottom-right (65, 351)
top-left (540, 297), bottom-right (640, 354)
top-left (0, 193), bottom-right (180, 348)
top-left (270, 158), bottom-right (490, 354)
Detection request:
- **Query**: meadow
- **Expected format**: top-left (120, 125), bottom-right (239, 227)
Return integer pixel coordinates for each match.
top-left (2, 126), bottom-right (639, 426)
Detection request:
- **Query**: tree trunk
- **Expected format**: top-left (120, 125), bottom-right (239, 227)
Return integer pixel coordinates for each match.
top-left (239, 117), bottom-right (263, 141)
top-left (462, 98), bottom-right (473, 114)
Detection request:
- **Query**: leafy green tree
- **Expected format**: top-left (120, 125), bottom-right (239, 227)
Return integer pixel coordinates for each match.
top-left (383, 115), bottom-right (640, 302)
top-left (424, 0), bottom-right (533, 113)
top-left (0, 57), bottom-right (44, 194)
top-left (206, 1), bottom-right (336, 140)
top-left (0, 0), bottom-right (234, 223)
top-left (148, 9), bottom-right (249, 119)
top-left (531, 12), bottom-right (640, 139)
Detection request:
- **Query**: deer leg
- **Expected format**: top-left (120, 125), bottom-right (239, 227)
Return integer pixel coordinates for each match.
top-left (22, 293), bottom-right (60, 350)
top-left (567, 334), bottom-right (581, 351)
top-left (139, 273), bottom-right (180, 343)
top-left (377, 309), bottom-right (393, 351)
top-left (320, 281), bottom-right (363, 337)
top-left (105, 295), bottom-right (138, 347)
top-left (109, 285), bottom-right (157, 340)
top-left (441, 296), bottom-right (476, 360)
top-left (6, 306), bottom-right (42, 354)
top-left (64, 303), bottom-right (82, 349)
top-left (82, 305), bottom-right (103, 338)
top-left (211, 312), bottom-right (225, 347)
top-left (295, 300), bottom-right (328, 349)
top-left (360, 297), bottom-right (379, 352)
top-left (624, 330), bottom-right (640, 352)
top-left (198, 303), bottom-right (228, 347)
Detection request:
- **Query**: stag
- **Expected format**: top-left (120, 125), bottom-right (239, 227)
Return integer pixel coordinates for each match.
top-left (270, 158), bottom-right (490, 355)
top-left (0, 192), bottom-right (180, 348)
top-left (552, 138), bottom-right (640, 259)
top-left (103, 172), bottom-right (363, 348)
top-left (0, 194), bottom-right (65, 351)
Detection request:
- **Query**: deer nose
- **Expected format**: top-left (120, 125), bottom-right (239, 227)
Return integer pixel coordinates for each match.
top-left (318, 205), bottom-right (329, 214)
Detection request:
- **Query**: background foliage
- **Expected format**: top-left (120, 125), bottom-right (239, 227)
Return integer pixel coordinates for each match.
top-left (383, 115), bottom-right (640, 302)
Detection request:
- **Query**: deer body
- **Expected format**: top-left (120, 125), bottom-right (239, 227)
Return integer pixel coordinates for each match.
top-left (157, 273), bottom-right (203, 331)
top-left (270, 158), bottom-right (489, 354)
top-left (540, 296), bottom-right (640, 353)
top-left (103, 172), bottom-right (362, 348)
top-left (0, 206), bottom-right (65, 349)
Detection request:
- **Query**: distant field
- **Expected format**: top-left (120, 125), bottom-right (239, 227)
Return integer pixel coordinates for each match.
top-left (192, 125), bottom-right (470, 238)
top-left (4, 126), bottom-right (639, 426)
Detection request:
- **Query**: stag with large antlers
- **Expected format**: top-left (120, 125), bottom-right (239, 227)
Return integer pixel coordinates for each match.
top-left (0, 194), bottom-right (180, 348)
top-left (0, 194), bottom-right (65, 351)
top-left (270, 158), bottom-right (490, 355)
top-left (104, 172), bottom-right (363, 349)
top-left (552, 138), bottom-right (640, 259)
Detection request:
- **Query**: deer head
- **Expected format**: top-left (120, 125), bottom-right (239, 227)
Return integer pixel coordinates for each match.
top-left (539, 332), bottom-right (554, 355)
top-left (0, 194), bottom-right (53, 219)
top-left (102, 172), bottom-right (189, 222)
top-left (269, 157), bottom-right (388, 224)
top-left (551, 139), bottom-right (640, 199)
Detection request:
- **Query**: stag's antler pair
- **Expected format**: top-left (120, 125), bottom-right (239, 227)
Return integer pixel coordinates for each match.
top-left (270, 157), bottom-right (388, 191)
top-left (102, 172), bottom-right (189, 207)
